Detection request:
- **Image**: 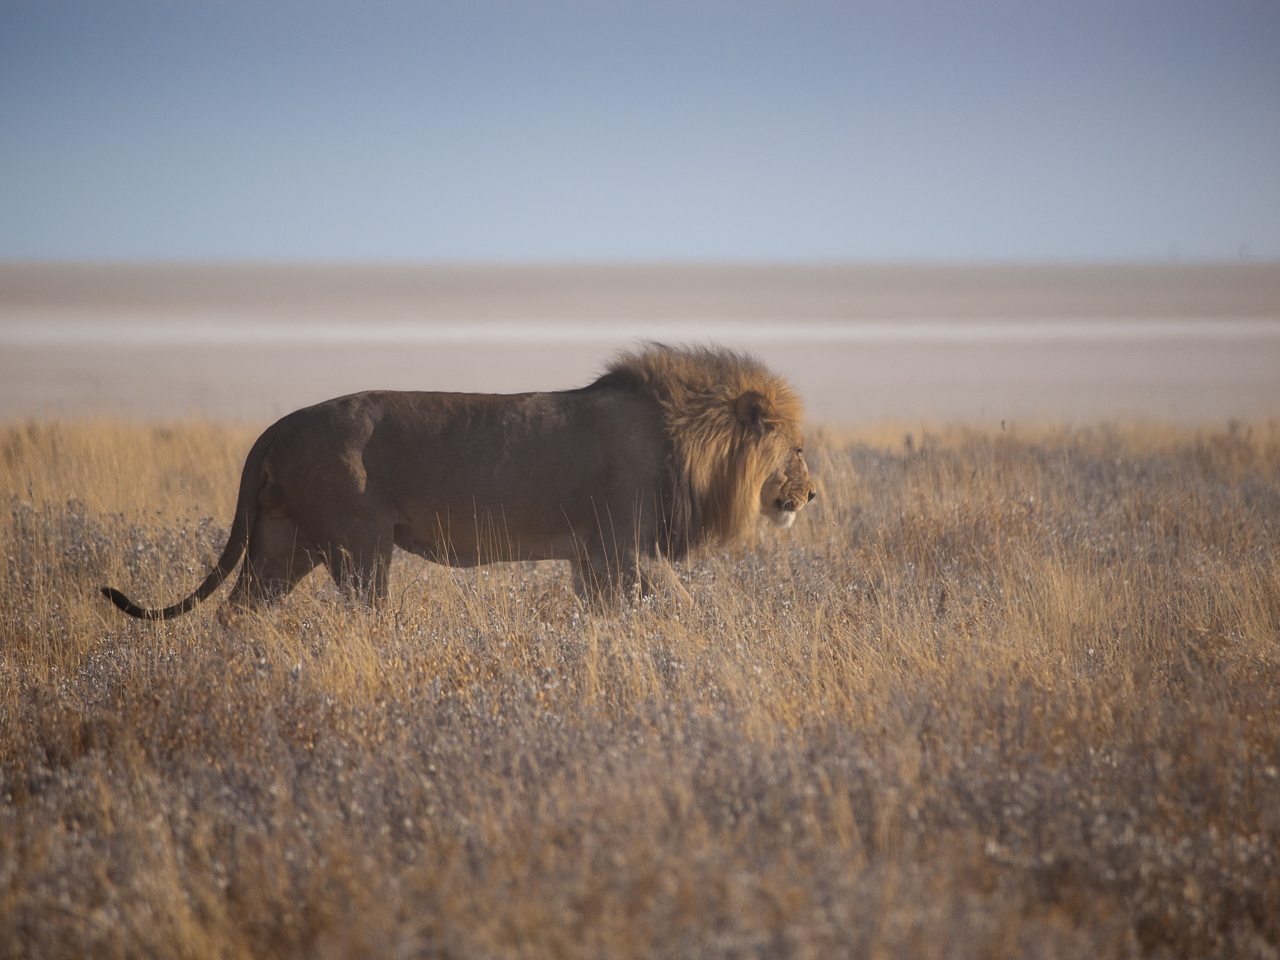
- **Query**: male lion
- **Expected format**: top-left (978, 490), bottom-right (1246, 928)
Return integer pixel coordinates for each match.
top-left (102, 344), bottom-right (816, 619)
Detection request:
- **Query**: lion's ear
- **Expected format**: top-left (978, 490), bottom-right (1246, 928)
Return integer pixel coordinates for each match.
top-left (734, 390), bottom-right (771, 431)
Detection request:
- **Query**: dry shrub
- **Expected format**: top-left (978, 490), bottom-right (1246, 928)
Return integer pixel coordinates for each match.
top-left (2, 418), bottom-right (1279, 959)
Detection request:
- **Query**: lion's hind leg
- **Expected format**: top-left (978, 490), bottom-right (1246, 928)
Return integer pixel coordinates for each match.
top-left (318, 523), bottom-right (394, 605)
top-left (226, 514), bottom-right (319, 610)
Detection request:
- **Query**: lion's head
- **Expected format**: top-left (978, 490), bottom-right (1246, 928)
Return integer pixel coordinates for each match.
top-left (758, 442), bottom-right (817, 529)
top-left (594, 344), bottom-right (817, 552)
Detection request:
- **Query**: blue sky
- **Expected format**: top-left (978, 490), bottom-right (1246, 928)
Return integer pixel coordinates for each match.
top-left (2, 0), bottom-right (1278, 261)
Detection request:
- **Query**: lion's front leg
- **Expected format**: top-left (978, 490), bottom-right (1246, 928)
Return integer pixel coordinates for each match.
top-left (570, 554), bottom-right (632, 606)
top-left (638, 556), bottom-right (693, 607)
top-left (570, 556), bottom-right (607, 605)
top-left (570, 550), bottom-right (650, 607)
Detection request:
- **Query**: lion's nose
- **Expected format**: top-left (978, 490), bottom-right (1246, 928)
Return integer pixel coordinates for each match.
top-left (775, 497), bottom-right (785, 509)
top-left (807, 490), bottom-right (816, 502)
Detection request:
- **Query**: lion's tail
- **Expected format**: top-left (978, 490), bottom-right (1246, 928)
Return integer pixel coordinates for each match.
top-left (100, 427), bottom-right (275, 621)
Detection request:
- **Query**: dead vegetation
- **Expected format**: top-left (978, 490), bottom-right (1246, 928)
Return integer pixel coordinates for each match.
top-left (2, 418), bottom-right (1279, 959)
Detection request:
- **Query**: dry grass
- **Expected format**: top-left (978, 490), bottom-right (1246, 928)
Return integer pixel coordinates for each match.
top-left (3, 417), bottom-right (1279, 959)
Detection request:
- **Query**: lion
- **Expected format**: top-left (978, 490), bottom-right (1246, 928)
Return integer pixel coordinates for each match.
top-left (101, 344), bottom-right (817, 620)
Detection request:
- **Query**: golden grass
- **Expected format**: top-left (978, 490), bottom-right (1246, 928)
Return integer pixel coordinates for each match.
top-left (3, 418), bottom-right (1279, 958)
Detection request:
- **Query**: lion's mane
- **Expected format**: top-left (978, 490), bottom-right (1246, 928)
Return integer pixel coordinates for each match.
top-left (588, 344), bottom-right (806, 558)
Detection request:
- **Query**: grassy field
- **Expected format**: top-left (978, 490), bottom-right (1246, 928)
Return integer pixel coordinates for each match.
top-left (2, 418), bottom-right (1279, 959)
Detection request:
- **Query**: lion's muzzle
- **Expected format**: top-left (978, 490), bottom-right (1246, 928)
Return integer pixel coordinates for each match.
top-left (774, 489), bottom-right (817, 513)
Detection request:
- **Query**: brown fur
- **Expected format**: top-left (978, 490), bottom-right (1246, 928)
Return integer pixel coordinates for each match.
top-left (101, 344), bottom-right (817, 619)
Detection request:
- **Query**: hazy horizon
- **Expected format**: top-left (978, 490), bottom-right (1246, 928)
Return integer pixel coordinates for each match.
top-left (4, 261), bottom-right (1278, 422)
top-left (3, 1), bottom-right (1278, 263)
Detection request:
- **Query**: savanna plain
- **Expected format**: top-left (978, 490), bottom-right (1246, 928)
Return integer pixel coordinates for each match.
top-left (3, 417), bottom-right (1279, 959)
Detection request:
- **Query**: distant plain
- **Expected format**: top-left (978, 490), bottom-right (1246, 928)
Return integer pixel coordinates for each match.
top-left (3, 262), bottom-right (1278, 423)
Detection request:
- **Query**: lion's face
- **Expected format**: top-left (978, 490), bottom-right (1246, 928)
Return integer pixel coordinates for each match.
top-left (759, 443), bottom-right (817, 529)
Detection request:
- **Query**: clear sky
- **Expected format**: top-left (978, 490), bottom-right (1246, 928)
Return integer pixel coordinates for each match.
top-left (2, 0), bottom-right (1278, 262)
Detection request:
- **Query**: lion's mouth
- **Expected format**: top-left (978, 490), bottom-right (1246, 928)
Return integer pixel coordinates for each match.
top-left (764, 501), bottom-right (798, 528)
top-left (765, 489), bottom-right (815, 529)
top-left (769, 510), bottom-right (797, 529)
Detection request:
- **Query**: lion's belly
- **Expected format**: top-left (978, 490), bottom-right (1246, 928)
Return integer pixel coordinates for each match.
top-left (393, 517), bottom-right (577, 567)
